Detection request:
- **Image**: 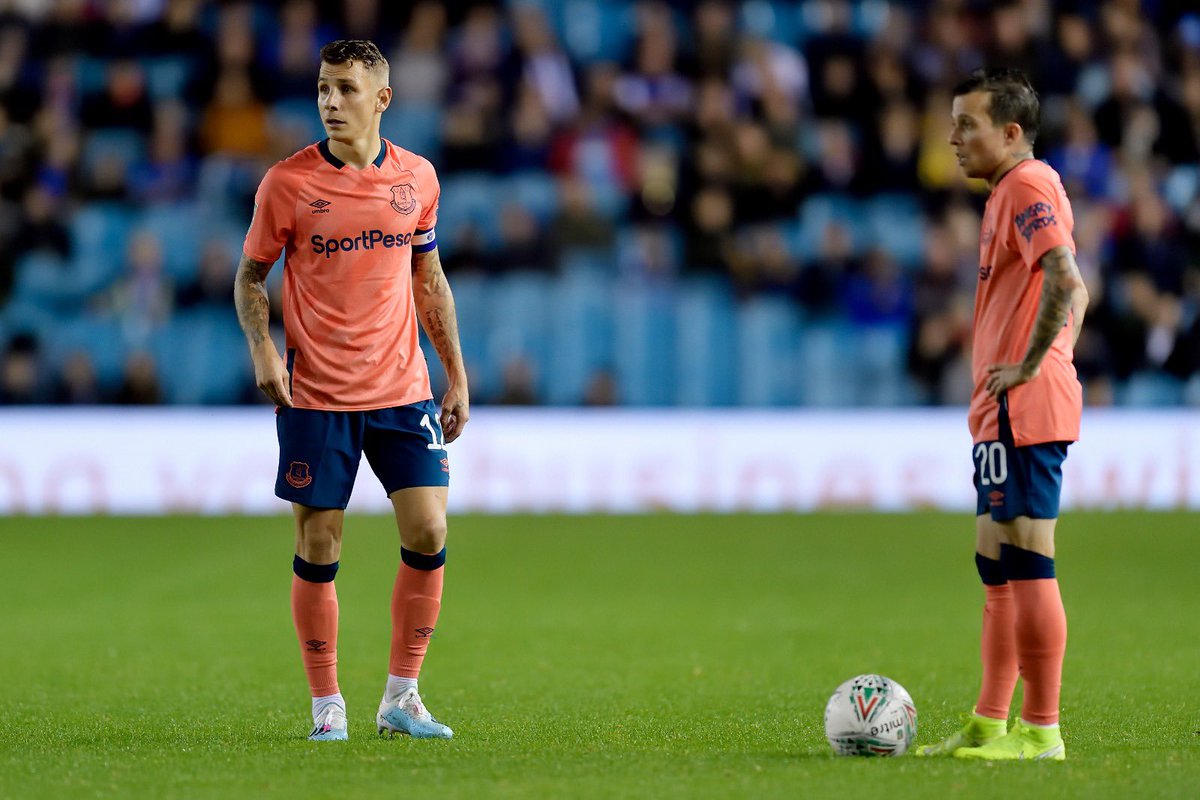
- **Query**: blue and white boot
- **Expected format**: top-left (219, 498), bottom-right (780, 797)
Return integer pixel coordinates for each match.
top-left (308, 703), bottom-right (348, 741)
top-left (377, 687), bottom-right (453, 739)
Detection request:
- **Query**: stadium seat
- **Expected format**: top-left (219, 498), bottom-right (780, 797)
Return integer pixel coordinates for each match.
top-left (506, 172), bottom-right (559, 225)
top-left (70, 203), bottom-right (134, 293)
top-left (864, 194), bottom-right (925, 269)
top-left (47, 315), bottom-right (130, 387)
top-left (546, 267), bottom-right (615, 403)
top-left (143, 56), bottom-right (194, 101)
top-left (737, 296), bottom-right (801, 406)
top-left (850, 323), bottom-right (914, 406)
top-left (742, 0), bottom-right (804, 44)
top-left (614, 282), bottom-right (677, 406)
top-left (138, 203), bottom-right (205, 283)
top-left (674, 279), bottom-right (737, 406)
top-left (380, 101), bottom-right (443, 161)
top-left (796, 321), bottom-right (855, 407)
top-left (271, 99), bottom-right (327, 145)
top-left (80, 129), bottom-right (144, 186)
top-left (797, 194), bottom-right (865, 258)
top-left (1120, 372), bottom-right (1184, 407)
top-left (438, 173), bottom-right (503, 247)
top-left (484, 271), bottom-right (553, 400)
top-left (151, 308), bottom-right (251, 404)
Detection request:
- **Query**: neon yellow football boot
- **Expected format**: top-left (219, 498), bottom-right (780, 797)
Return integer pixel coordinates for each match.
top-left (953, 719), bottom-right (1065, 761)
top-left (914, 712), bottom-right (1008, 756)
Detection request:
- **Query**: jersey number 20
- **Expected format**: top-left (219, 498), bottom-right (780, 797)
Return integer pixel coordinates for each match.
top-left (973, 442), bottom-right (1008, 485)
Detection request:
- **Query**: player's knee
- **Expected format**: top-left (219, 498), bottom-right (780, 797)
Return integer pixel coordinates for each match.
top-left (297, 517), bottom-right (343, 563)
top-left (402, 517), bottom-right (447, 554)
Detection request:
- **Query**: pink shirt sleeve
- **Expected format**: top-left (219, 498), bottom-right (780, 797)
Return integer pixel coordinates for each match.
top-left (416, 164), bottom-right (440, 232)
top-left (1008, 175), bottom-right (1074, 270)
top-left (243, 165), bottom-right (300, 264)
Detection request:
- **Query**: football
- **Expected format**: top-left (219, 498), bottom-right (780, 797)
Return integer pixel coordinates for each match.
top-left (823, 674), bottom-right (918, 757)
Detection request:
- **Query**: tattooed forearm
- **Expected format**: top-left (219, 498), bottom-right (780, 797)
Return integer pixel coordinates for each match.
top-left (234, 256), bottom-right (273, 348)
top-left (1022, 245), bottom-right (1088, 371)
top-left (412, 248), bottom-right (467, 382)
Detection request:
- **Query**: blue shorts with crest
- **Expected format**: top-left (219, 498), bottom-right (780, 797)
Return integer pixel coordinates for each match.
top-left (275, 399), bottom-right (450, 510)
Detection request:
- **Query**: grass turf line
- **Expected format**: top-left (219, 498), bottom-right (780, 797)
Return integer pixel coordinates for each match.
top-left (2, 512), bottom-right (1197, 798)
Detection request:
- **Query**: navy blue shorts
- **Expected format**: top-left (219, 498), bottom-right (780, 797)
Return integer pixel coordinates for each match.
top-left (275, 399), bottom-right (450, 510)
top-left (973, 395), bottom-right (1070, 521)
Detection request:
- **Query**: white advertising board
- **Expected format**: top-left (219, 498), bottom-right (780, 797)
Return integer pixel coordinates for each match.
top-left (0, 408), bottom-right (1196, 515)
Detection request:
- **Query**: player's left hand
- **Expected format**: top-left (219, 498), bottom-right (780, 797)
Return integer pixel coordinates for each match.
top-left (984, 362), bottom-right (1039, 398)
top-left (440, 383), bottom-right (470, 443)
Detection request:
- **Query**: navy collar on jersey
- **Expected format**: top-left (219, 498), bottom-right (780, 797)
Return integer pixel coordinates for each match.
top-left (318, 138), bottom-right (388, 170)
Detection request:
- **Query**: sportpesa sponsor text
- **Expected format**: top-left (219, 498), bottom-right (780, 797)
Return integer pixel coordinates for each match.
top-left (311, 230), bottom-right (415, 258)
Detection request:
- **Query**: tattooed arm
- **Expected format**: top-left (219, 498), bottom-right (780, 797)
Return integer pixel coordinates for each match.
top-left (412, 247), bottom-right (469, 442)
top-left (234, 255), bottom-right (292, 407)
top-left (984, 245), bottom-right (1089, 398)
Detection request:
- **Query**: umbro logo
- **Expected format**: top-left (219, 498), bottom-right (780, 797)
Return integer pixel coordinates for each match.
top-left (415, 626), bottom-right (435, 639)
top-left (305, 639), bottom-right (327, 651)
top-left (309, 198), bottom-right (332, 214)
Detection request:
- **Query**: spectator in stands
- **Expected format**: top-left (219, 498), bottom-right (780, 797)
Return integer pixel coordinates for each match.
top-left (11, 184), bottom-right (70, 261)
top-left (389, 2), bottom-right (448, 105)
top-left (109, 230), bottom-right (173, 345)
top-left (175, 241), bottom-right (235, 310)
top-left (494, 356), bottom-right (539, 405)
top-left (493, 204), bottom-right (553, 273)
top-left (114, 350), bottom-right (163, 405)
top-left (51, 351), bottom-right (102, 405)
top-left (128, 101), bottom-right (195, 204)
top-left (200, 68), bottom-right (269, 157)
top-left (551, 175), bottom-right (617, 257)
top-left (0, 332), bottom-right (42, 405)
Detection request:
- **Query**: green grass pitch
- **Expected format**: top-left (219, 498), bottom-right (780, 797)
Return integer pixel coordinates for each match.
top-left (2, 511), bottom-right (1197, 798)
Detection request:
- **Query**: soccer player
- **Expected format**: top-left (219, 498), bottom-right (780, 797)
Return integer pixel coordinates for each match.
top-left (234, 40), bottom-right (468, 741)
top-left (916, 69), bottom-right (1088, 761)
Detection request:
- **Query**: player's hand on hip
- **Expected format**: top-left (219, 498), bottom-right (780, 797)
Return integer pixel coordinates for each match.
top-left (253, 346), bottom-right (293, 407)
top-left (440, 383), bottom-right (469, 443)
top-left (984, 362), bottom-right (1039, 399)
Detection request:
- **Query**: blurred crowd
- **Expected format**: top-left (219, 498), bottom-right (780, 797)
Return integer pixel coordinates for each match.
top-left (1, 0), bottom-right (1199, 406)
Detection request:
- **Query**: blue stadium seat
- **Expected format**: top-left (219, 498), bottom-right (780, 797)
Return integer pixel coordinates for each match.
top-left (737, 296), bottom-right (801, 406)
top-left (143, 56), bottom-right (194, 101)
top-left (674, 279), bottom-right (737, 406)
top-left (864, 194), bottom-right (925, 269)
top-left (138, 203), bottom-right (205, 283)
top-left (47, 315), bottom-right (130, 386)
top-left (81, 129), bottom-right (144, 176)
top-left (70, 203), bottom-right (133, 294)
top-left (614, 283), bottom-right (677, 406)
top-left (1120, 372), bottom-right (1184, 406)
top-left (507, 172), bottom-right (559, 225)
top-left (550, 0), bottom-right (634, 64)
top-left (850, 323), bottom-right (914, 406)
top-left (11, 253), bottom-right (82, 311)
top-left (797, 194), bottom-right (865, 258)
top-left (381, 102), bottom-right (443, 161)
top-left (151, 308), bottom-right (250, 404)
top-left (546, 267), bottom-right (615, 403)
top-left (271, 99), bottom-right (327, 145)
top-left (446, 272), bottom-right (488, 395)
top-left (484, 271), bottom-right (553, 400)
top-left (743, 1), bottom-right (804, 44)
top-left (796, 321), bottom-right (855, 406)
top-left (438, 173), bottom-right (503, 248)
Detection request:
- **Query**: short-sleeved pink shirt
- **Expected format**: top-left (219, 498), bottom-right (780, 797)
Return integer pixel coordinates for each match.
top-left (970, 159), bottom-right (1081, 446)
top-left (244, 139), bottom-right (439, 410)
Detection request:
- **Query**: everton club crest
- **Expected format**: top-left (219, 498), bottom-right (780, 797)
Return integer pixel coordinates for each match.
top-left (390, 172), bottom-right (418, 215)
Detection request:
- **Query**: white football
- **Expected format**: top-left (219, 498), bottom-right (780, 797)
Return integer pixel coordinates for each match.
top-left (823, 674), bottom-right (918, 757)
